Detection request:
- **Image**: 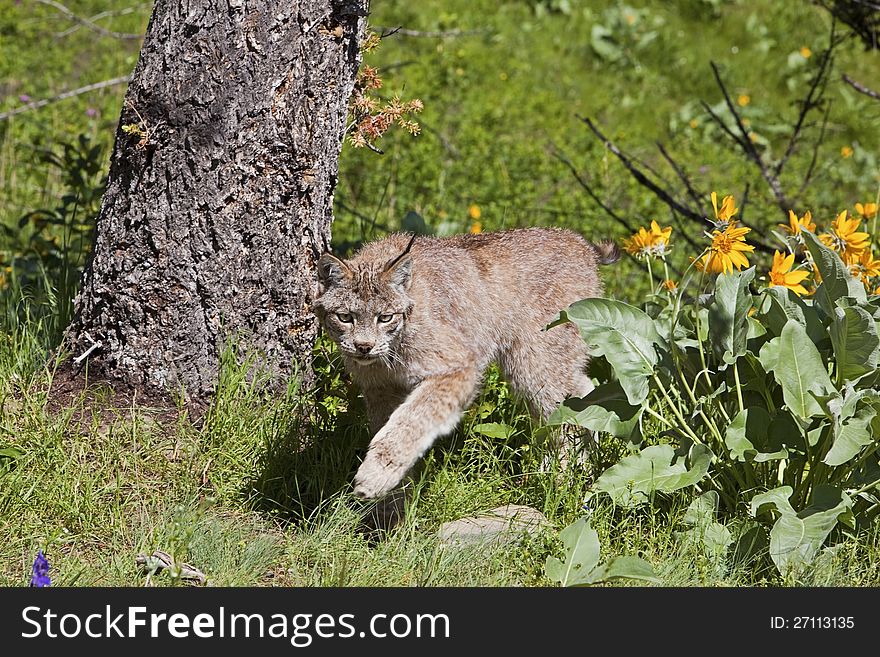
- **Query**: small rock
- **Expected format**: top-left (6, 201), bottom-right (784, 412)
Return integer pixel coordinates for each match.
top-left (438, 504), bottom-right (552, 547)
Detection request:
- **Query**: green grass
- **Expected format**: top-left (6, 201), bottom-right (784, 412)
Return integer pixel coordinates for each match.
top-left (3, 1), bottom-right (880, 587)
top-left (3, 320), bottom-right (880, 587)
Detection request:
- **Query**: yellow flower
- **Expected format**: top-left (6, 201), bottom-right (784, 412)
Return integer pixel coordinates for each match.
top-left (468, 204), bottom-right (481, 220)
top-left (780, 209), bottom-right (816, 236)
top-left (819, 210), bottom-right (870, 258)
top-left (710, 191), bottom-right (739, 225)
top-left (662, 279), bottom-right (677, 291)
top-left (737, 94), bottom-right (750, 107)
top-left (689, 119), bottom-right (698, 129)
top-left (800, 46), bottom-right (812, 59)
top-left (623, 220), bottom-right (672, 258)
top-left (845, 249), bottom-right (880, 284)
top-left (769, 250), bottom-right (810, 296)
top-left (841, 146), bottom-right (854, 158)
top-left (855, 202), bottom-right (878, 219)
top-left (469, 221), bottom-right (482, 234)
top-left (696, 224), bottom-right (755, 274)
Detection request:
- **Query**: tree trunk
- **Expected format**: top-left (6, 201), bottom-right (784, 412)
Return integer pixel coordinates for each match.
top-left (62, 0), bottom-right (369, 401)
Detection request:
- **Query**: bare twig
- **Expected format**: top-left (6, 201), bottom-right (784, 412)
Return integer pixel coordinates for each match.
top-left (798, 101), bottom-right (832, 197)
top-left (842, 73), bottom-right (880, 99)
top-left (576, 117), bottom-right (774, 255)
top-left (579, 116), bottom-right (706, 223)
top-left (656, 141), bottom-right (706, 215)
top-left (54, 5), bottom-right (146, 38)
top-left (774, 23), bottom-right (837, 179)
top-left (551, 148), bottom-right (638, 235)
top-left (374, 26), bottom-right (486, 38)
top-left (707, 61), bottom-right (790, 215)
top-left (0, 75), bottom-right (131, 122)
top-left (36, 0), bottom-right (143, 40)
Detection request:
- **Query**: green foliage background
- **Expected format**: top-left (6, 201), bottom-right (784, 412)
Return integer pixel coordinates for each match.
top-left (3, 1), bottom-right (879, 304)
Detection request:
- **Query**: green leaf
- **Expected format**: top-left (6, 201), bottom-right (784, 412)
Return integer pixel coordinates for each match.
top-left (547, 381), bottom-right (642, 441)
top-left (552, 298), bottom-right (663, 405)
top-left (590, 444), bottom-right (713, 508)
top-left (708, 267), bottom-right (755, 364)
top-left (760, 286), bottom-right (825, 344)
top-left (829, 305), bottom-right (880, 383)
top-left (823, 403), bottom-right (876, 467)
top-left (802, 230), bottom-right (866, 313)
top-left (750, 485), bottom-right (852, 576)
top-left (758, 320), bottom-right (834, 420)
top-left (471, 422), bottom-right (516, 440)
top-left (544, 516), bottom-right (601, 586)
top-left (676, 492), bottom-right (732, 568)
top-left (725, 407), bottom-right (788, 462)
top-left (584, 556), bottom-right (660, 584)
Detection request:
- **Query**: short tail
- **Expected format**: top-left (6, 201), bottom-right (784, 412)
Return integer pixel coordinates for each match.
top-left (591, 239), bottom-right (621, 265)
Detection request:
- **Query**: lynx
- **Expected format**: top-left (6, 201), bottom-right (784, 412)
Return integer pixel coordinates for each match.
top-left (312, 227), bottom-right (619, 500)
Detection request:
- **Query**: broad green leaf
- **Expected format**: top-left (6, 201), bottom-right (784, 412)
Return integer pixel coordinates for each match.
top-left (824, 404), bottom-right (876, 467)
top-left (676, 492), bottom-right (732, 567)
top-left (552, 298), bottom-right (664, 405)
top-left (760, 286), bottom-right (825, 344)
top-left (544, 516), bottom-right (601, 586)
top-left (584, 556), bottom-right (660, 584)
top-left (684, 490), bottom-right (721, 525)
top-left (758, 320), bottom-right (834, 420)
top-left (802, 230), bottom-right (866, 313)
top-left (750, 485), bottom-right (852, 575)
top-left (590, 444), bottom-right (712, 507)
top-left (751, 486), bottom-right (796, 517)
top-left (548, 381), bottom-right (642, 441)
top-left (708, 267), bottom-right (755, 364)
top-left (830, 305), bottom-right (880, 383)
top-left (725, 407), bottom-right (788, 462)
top-left (471, 422), bottom-right (515, 440)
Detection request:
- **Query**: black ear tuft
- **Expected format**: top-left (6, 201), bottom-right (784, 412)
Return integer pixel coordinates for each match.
top-left (317, 253), bottom-right (352, 287)
top-left (382, 234), bottom-right (417, 290)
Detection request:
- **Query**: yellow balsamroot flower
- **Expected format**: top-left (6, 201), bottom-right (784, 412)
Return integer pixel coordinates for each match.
top-left (769, 250), bottom-right (810, 296)
top-left (663, 279), bottom-right (677, 291)
top-left (819, 210), bottom-right (870, 258)
top-left (469, 221), bottom-right (482, 234)
top-left (800, 46), bottom-right (812, 59)
top-left (695, 223), bottom-right (755, 274)
top-left (623, 220), bottom-right (672, 258)
top-left (780, 209), bottom-right (816, 236)
top-left (737, 94), bottom-right (750, 107)
top-left (468, 204), bottom-right (481, 220)
top-left (855, 202), bottom-right (878, 220)
top-left (710, 192), bottom-right (738, 225)
top-left (841, 146), bottom-right (854, 158)
top-left (845, 249), bottom-right (880, 284)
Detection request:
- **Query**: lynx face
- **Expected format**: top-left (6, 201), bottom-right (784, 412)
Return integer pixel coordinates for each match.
top-left (313, 246), bottom-right (414, 367)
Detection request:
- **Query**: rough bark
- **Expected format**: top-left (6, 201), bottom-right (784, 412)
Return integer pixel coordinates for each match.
top-left (62, 0), bottom-right (369, 401)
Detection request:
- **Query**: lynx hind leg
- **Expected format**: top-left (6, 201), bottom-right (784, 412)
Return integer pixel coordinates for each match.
top-left (498, 325), bottom-right (596, 465)
top-left (499, 324), bottom-right (594, 418)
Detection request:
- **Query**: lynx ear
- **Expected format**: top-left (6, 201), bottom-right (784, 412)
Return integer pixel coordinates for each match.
top-left (317, 253), bottom-right (352, 288)
top-left (381, 234), bottom-right (416, 291)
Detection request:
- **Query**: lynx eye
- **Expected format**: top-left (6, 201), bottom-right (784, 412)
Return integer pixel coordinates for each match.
top-left (336, 312), bottom-right (354, 324)
top-left (377, 313), bottom-right (395, 324)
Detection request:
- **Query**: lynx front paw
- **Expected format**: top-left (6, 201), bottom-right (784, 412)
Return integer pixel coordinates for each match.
top-left (352, 447), bottom-right (408, 499)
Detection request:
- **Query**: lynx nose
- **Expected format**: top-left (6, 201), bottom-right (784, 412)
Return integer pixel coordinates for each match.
top-left (353, 341), bottom-right (374, 356)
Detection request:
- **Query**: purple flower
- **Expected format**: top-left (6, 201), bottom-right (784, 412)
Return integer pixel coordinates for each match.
top-left (30, 550), bottom-right (50, 587)
top-left (86, 107), bottom-right (98, 118)
top-left (18, 94), bottom-right (31, 103)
